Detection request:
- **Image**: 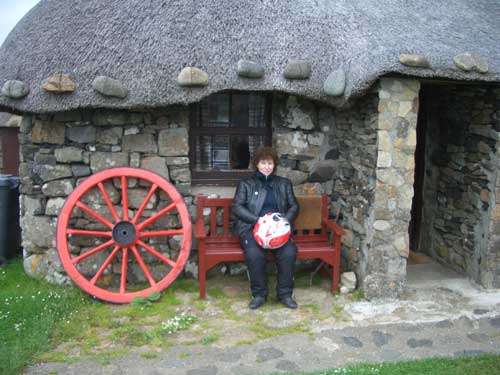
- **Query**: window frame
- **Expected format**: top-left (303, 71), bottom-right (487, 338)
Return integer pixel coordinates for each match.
top-left (189, 91), bottom-right (273, 186)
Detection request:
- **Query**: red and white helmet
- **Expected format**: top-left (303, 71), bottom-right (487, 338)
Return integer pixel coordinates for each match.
top-left (253, 212), bottom-right (291, 249)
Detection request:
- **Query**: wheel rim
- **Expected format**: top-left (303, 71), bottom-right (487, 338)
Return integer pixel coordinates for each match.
top-left (56, 167), bottom-right (192, 303)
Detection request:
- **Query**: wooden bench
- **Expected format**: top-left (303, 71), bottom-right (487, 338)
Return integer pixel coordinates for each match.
top-left (194, 193), bottom-right (345, 299)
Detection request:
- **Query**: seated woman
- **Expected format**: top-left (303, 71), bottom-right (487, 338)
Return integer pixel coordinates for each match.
top-left (232, 147), bottom-right (299, 309)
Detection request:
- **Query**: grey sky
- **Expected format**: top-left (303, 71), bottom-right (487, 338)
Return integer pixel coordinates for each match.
top-left (0, 0), bottom-right (40, 46)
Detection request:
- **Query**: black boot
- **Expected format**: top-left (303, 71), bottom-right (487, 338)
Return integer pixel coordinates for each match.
top-left (280, 296), bottom-right (298, 309)
top-left (249, 296), bottom-right (266, 309)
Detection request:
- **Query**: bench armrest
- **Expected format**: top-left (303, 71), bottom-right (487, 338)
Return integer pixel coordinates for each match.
top-left (194, 219), bottom-right (207, 240)
top-left (322, 216), bottom-right (346, 236)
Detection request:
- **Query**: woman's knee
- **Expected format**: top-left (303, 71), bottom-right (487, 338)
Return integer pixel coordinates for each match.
top-left (277, 241), bottom-right (297, 260)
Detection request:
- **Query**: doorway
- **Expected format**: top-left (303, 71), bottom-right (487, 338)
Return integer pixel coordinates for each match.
top-left (0, 127), bottom-right (20, 175)
top-left (408, 85), bottom-right (429, 263)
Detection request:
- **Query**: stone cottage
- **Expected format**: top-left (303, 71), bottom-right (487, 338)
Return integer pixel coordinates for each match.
top-left (0, 0), bottom-right (499, 299)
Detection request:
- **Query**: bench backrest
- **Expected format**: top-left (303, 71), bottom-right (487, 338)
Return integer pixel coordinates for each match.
top-left (196, 194), bottom-right (329, 241)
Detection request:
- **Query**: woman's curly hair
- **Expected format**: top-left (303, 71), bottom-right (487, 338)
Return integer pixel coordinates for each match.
top-left (251, 146), bottom-right (279, 171)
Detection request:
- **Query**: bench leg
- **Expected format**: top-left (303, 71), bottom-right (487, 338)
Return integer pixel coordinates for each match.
top-left (332, 234), bottom-right (341, 292)
top-left (199, 269), bottom-right (207, 299)
top-left (331, 263), bottom-right (339, 292)
top-left (198, 255), bottom-right (207, 300)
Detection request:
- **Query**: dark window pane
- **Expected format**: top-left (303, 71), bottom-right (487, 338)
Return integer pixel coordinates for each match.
top-left (231, 93), bottom-right (249, 128)
top-left (230, 136), bottom-right (250, 169)
top-left (201, 93), bottom-right (230, 127)
top-left (195, 135), bottom-right (212, 170)
top-left (230, 93), bottom-right (266, 128)
top-left (248, 135), bottom-right (266, 158)
top-left (212, 135), bottom-right (230, 170)
top-left (248, 94), bottom-right (266, 128)
top-left (194, 135), bottom-right (230, 171)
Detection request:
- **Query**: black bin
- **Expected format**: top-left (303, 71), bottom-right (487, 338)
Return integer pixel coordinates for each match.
top-left (0, 175), bottom-right (21, 265)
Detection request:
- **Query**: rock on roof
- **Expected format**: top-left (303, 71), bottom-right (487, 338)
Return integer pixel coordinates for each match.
top-left (0, 0), bottom-right (499, 113)
top-left (0, 112), bottom-right (11, 125)
top-left (0, 112), bottom-right (21, 127)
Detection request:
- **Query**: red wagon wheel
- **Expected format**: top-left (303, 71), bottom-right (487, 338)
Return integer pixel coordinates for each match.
top-left (57, 167), bottom-right (192, 303)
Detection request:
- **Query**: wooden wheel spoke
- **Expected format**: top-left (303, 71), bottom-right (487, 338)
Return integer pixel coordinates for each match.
top-left (136, 202), bottom-right (176, 231)
top-left (130, 245), bottom-right (156, 287)
top-left (97, 182), bottom-right (120, 222)
top-left (137, 240), bottom-right (176, 268)
top-left (90, 246), bottom-right (121, 285)
top-left (120, 248), bottom-right (129, 294)
top-left (139, 229), bottom-right (184, 238)
top-left (67, 229), bottom-right (112, 237)
top-left (121, 176), bottom-right (129, 220)
top-left (72, 239), bottom-right (115, 264)
top-left (131, 184), bottom-right (158, 224)
top-left (76, 201), bottom-right (114, 229)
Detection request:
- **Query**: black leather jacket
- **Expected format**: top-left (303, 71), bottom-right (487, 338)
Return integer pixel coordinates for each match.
top-left (232, 173), bottom-right (299, 236)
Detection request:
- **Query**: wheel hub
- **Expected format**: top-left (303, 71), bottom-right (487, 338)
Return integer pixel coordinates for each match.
top-left (112, 221), bottom-right (137, 246)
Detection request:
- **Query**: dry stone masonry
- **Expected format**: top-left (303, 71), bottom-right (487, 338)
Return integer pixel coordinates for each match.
top-left (19, 108), bottom-right (194, 285)
top-left (364, 78), bottom-right (420, 299)
top-left (329, 78), bottom-right (421, 299)
top-left (419, 85), bottom-right (500, 288)
top-left (332, 91), bottom-right (379, 293)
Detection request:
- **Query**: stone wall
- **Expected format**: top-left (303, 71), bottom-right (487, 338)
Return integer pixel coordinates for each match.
top-left (18, 93), bottom-right (342, 284)
top-left (331, 78), bottom-right (420, 299)
top-left (362, 78), bottom-right (420, 299)
top-left (419, 85), bottom-right (500, 288)
top-left (331, 91), bottom-right (379, 283)
top-left (273, 94), bottom-right (336, 195)
top-left (19, 108), bottom-right (193, 284)
top-left (489, 88), bottom-right (500, 288)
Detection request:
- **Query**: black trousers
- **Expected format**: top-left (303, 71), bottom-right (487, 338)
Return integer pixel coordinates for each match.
top-left (239, 231), bottom-right (297, 299)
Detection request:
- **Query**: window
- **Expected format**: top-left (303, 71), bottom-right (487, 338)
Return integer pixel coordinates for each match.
top-left (189, 92), bottom-right (272, 185)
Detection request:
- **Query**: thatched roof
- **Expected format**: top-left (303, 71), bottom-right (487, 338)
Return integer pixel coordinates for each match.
top-left (0, 0), bottom-right (499, 113)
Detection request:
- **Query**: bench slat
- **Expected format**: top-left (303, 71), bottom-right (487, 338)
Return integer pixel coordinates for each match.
top-left (210, 209), bottom-right (217, 236)
top-left (222, 207), bottom-right (230, 237)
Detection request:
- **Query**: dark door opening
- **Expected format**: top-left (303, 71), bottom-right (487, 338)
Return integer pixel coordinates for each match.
top-left (409, 85), bottom-right (428, 253)
top-left (0, 127), bottom-right (20, 176)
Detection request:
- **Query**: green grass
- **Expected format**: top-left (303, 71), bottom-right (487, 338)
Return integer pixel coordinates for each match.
top-left (294, 270), bottom-right (322, 288)
top-left (207, 286), bottom-right (226, 299)
top-left (250, 316), bottom-right (310, 340)
top-left (139, 352), bottom-right (159, 360)
top-left (271, 354), bottom-right (500, 375)
top-left (201, 334), bottom-right (219, 345)
top-left (351, 289), bottom-right (365, 301)
top-left (0, 258), bottom-right (197, 375)
top-left (0, 259), bottom-right (93, 375)
top-left (302, 303), bottom-right (320, 314)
